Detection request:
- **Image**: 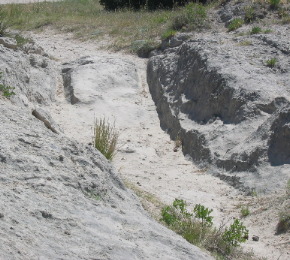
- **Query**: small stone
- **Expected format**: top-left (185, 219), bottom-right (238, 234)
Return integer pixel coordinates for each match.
top-left (173, 148), bottom-right (178, 152)
top-left (64, 230), bottom-right (71, 235)
top-left (0, 213), bottom-right (4, 218)
top-left (137, 182), bottom-right (141, 186)
top-left (252, 235), bottom-right (259, 241)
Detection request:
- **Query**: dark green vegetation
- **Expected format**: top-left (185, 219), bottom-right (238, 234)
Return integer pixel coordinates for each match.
top-left (161, 199), bottom-right (250, 259)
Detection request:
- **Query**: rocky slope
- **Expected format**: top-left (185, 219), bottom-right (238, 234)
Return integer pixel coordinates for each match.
top-left (0, 39), bottom-right (212, 259)
top-left (147, 2), bottom-right (290, 193)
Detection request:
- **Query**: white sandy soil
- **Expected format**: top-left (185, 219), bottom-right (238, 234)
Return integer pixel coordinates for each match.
top-left (24, 28), bottom-right (289, 260)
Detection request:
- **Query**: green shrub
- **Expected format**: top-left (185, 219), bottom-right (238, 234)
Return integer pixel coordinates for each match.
top-left (0, 73), bottom-right (15, 98)
top-left (93, 118), bottom-right (118, 160)
top-left (251, 26), bottom-right (262, 34)
top-left (266, 58), bottom-right (277, 68)
top-left (160, 199), bottom-right (249, 258)
top-left (222, 219), bottom-right (249, 247)
top-left (194, 204), bottom-right (213, 227)
top-left (240, 206), bottom-right (250, 217)
top-left (227, 18), bottom-right (244, 32)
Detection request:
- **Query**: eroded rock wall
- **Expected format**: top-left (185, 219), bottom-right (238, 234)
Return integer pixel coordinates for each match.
top-left (147, 32), bottom-right (290, 192)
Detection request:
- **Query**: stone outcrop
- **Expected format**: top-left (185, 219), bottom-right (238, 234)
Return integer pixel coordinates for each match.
top-left (0, 38), bottom-right (212, 259)
top-left (147, 30), bottom-right (290, 193)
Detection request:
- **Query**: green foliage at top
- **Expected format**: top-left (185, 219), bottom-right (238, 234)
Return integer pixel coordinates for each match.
top-left (0, 73), bottom-right (15, 98)
top-left (250, 26), bottom-right (262, 34)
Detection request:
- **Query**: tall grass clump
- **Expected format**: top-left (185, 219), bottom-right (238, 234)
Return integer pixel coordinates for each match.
top-left (161, 199), bottom-right (249, 258)
top-left (93, 118), bottom-right (118, 160)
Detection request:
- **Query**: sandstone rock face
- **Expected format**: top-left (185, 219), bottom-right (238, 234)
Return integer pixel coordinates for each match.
top-left (147, 31), bottom-right (290, 193)
top-left (0, 39), bottom-right (212, 259)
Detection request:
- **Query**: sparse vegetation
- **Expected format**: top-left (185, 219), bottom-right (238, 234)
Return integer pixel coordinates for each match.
top-left (244, 6), bottom-right (256, 23)
top-left (93, 118), bottom-right (118, 160)
top-left (250, 26), bottom-right (262, 34)
top-left (170, 2), bottom-right (208, 31)
top-left (266, 58), bottom-right (277, 68)
top-left (161, 199), bottom-right (249, 258)
top-left (240, 206), bottom-right (250, 217)
top-left (227, 18), bottom-right (244, 32)
top-left (0, 73), bottom-right (15, 98)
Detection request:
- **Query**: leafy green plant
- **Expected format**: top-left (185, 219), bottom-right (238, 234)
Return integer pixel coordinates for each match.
top-left (240, 206), bottom-right (250, 217)
top-left (160, 199), bottom-right (249, 258)
top-left (227, 18), bottom-right (244, 32)
top-left (266, 58), bottom-right (277, 68)
top-left (194, 204), bottom-right (213, 227)
top-left (93, 118), bottom-right (118, 160)
top-left (222, 219), bottom-right (249, 247)
top-left (251, 26), bottom-right (262, 34)
top-left (0, 73), bottom-right (15, 98)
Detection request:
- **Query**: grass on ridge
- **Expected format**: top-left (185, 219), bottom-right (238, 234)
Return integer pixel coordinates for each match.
top-left (0, 0), bottom-right (179, 52)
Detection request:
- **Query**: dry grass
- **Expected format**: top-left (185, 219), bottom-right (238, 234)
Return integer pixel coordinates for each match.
top-left (93, 118), bottom-right (118, 160)
top-left (0, 0), bottom-right (179, 52)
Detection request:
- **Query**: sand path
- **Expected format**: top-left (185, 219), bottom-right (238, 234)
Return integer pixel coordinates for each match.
top-left (18, 26), bottom-right (288, 260)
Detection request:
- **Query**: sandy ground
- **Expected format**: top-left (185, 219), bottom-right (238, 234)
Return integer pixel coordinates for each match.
top-left (22, 29), bottom-right (289, 260)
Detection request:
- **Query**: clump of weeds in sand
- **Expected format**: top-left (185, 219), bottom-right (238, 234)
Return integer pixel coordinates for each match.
top-left (240, 206), bottom-right (250, 217)
top-left (0, 72), bottom-right (15, 98)
top-left (161, 198), bottom-right (250, 258)
top-left (93, 118), bottom-right (118, 161)
top-left (266, 57), bottom-right (277, 68)
top-left (227, 18), bottom-right (244, 32)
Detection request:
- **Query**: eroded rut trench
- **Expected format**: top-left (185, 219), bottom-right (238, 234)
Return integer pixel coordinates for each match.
top-left (28, 30), bottom-right (289, 260)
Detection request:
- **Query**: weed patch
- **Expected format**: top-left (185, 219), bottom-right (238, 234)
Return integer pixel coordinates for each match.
top-left (227, 18), bottom-right (244, 32)
top-left (93, 118), bottom-right (118, 160)
top-left (0, 73), bottom-right (15, 98)
top-left (161, 198), bottom-right (249, 258)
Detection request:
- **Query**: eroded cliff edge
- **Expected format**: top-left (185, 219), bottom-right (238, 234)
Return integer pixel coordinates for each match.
top-left (147, 30), bottom-right (290, 193)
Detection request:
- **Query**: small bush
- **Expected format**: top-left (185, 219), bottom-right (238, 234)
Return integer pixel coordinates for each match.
top-left (0, 73), bottom-right (15, 98)
top-left (194, 204), bottom-right (213, 227)
top-left (227, 18), bottom-right (244, 32)
top-left (240, 206), bottom-right (250, 217)
top-left (266, 58), bottom-right (277, 68)
top-left (93, 118), bottom-right (118, 160)
top-left (251, 26), bottom-right (262, 34)
top-left (222, 219), bottom-right (249, 247)
top-left (160, 199), bottom-right (249, 258)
